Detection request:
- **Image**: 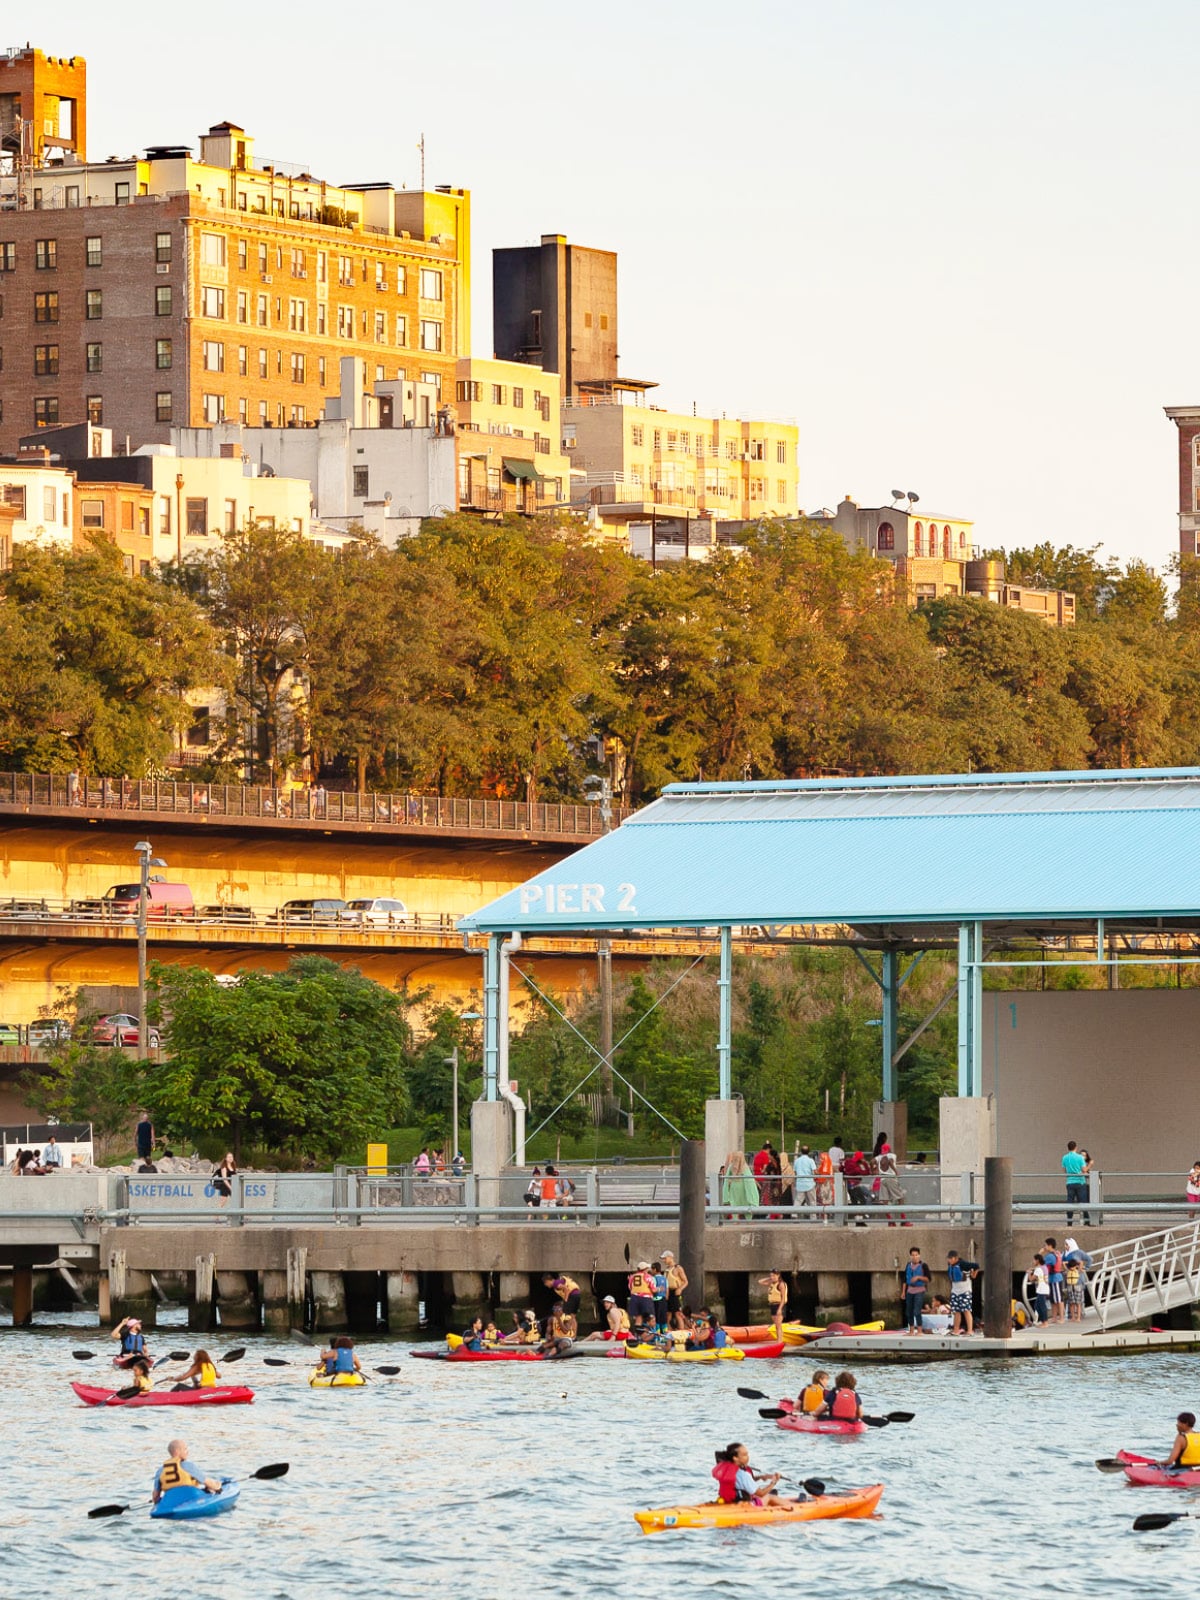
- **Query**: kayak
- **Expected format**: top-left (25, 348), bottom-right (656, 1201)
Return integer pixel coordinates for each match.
top-left (626, 1343), bottom-right (745, 1362)
top-left (634, 1482), bottom-right (883, 1534)
top-left (1119, 1450), bottom-right (1200, 1488)
top-left (742, 1341), bottom-right (785, 1360)
top-left (72, 1381), bottom-right (254, 1409)
top-left (723, 1325), bottom-right (778, 1344)
top-left (151, 1478), bottom-right (240, 1520)
top-left (308, 1371), bottom-right (367, 1387)
top-left (782, 1321), bottom-right (885, 1345)
top-left (776, 1397), bottom-right (866, 1434)
top-left (445, 1348), bottom-right (544, 1362)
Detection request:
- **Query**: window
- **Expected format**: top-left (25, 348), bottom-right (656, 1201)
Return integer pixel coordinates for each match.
top-left (396, 265), bottom-right (406, 294)
top-left (584, 311), bottom-right (592, 328)
top-left (913, 522), bottom-right (923, 556)
top-left (681, 431), bottom-right (690, 451)
top-left (455, 379), bottom-right (480, 403)
top-left (291, 352), bottom-right (306, 382)
top-left (0, 242), bottom-right (14, 272)
top-left (155, 337), bottom-right (172, 369)
top-left (238, 345), bottom-right (248, 376)
top-left (114, 181), bottom-right (130, 205)
top-left (491, 384), bottom-right (507, 405)
top-left (292, 249), bottom-right (306, 277)
top-left (34, 396), bottom-right (59, 427)
top-left (667, 431), bottom-right (677, 451)
top-left (258, 349), bottom-right (268, 378)
top-left (653, 430), bottom-right (662, 449)
top-left (337, 304), bottom-right (354, 339)
top-left (237, 290), bottom-right (248, 324)
top-left (155, 391), bottom-right (173, 422)
top-left (43, 485), bottom-right (57, 520)
top-left (419, 268), bottom-right (443, 300)
top-left (80, 498), bottom-right (104, 528)
top-left (317, 251), bottom-right (327, 284)
top-left (238, 397), bottom-right (248, 422)
top-left (289, 298), bottom-right (307, 331)
top-left (35, 239), bottom-right (57, 270)
top-left (156, 232), bottom-right (172, 263)
top-left (747, 440), bottom-right (765, 460)
top-left (943, 526), bottom-right (952, 560)
top-left (420, 369), bottom-right (441, 396)
top-left (202, 340), bottom-right (224, 372)
top-left (224, 499), bottom-right (238, 534)
top-left (258, 400), bottom-right (268, 424)
top-left (725, 440), bottom-right (737, 459)
top-left (155, 286), bottom-right (172, 316)
top-left (34, 344), bottom-right (59, 375)
top-left (200, 232), bottom-right (226, 267)
top-left (374, 310), bottom-right (386, 342)
top-left (419, 319), bottom-right (442, 352)
top-left (186, 498), bottom-right (208, 536)
top-left (84, 288), bottom-right (102, 320)
top-left (200, 286), bottom-right (225, 319)
top-left (202, 393), bottom-right (225, 422)
top-left (375, 262), bottom-right (386, 290)
top-left (34, 291), bottom-right (59, 323)
top-left (337, 255), bottom-right (353, 286)
top-left (85, 235), bottom-right (102, 268)
top-left (631, 424), bottom-right (644, 447)
top-left (512, 386), bottom-right (524, 409)
top-left (353, 465), bottom-right (369, 497)
top-left (776, 479), bottom-right (787, 501)
top-left (318, 356), bottom-right (326, 386)
top-left (66, 185), bottom-right (80, 208)
top-left (2, 484), bottom-right (26, 516)
top-left (86, 341), bottom-right (102, 373)
top-left (256, 293), bottom-right (268, 326)
top-left (776, 441), bottom-right (788, 464)
top-left (394, 312), bottom-right (407, 345)
top-left (237, 239), bottom-right (248, 270)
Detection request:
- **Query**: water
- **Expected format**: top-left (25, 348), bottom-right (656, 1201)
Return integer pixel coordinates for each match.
top-left (4, 1313), bottom-right (1200, 1598)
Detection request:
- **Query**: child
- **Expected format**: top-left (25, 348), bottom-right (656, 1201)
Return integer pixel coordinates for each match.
top-left (651, 1261), bottom-right (669, 1332)
top-left (797, 1369), bottom-right (831, 1414)
top-left (1026, 1253), bottom-right (1050, 1323)
top-left (712, 1443), bottom-right (797, 1508)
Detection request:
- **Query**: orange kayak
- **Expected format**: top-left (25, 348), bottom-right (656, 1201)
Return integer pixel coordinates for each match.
top-left (722, 1325), bottom-right (778, 1344)
top-left (634, 1482), bottom-right (883, 1534)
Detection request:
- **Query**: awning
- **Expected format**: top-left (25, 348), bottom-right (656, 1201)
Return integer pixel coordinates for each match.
top-left (502, 457), bottom-right (539, 482)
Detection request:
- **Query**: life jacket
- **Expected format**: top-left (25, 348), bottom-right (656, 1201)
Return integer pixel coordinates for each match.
top-left (712, 1459), bottom-right (740, 1504)
top-left (198, 1361), bottom-right (218, 1388)
top-left (159, 1459), bottom-right (201, 1492)
top-left (121, 1331), bottom-right (145, 1356)
top-left (800, 1383), bottom-right (826, 1414)
top-left (829, 1386), bottom-right (859, 1421)
top-left (1180, 1432), bottom-right (1200, 1468)
top-left (334, 1346), bottom-right (356, 1374)
top-left (629, 1271), bottom-right (652, 1297)
top-left (556, 1276), bottom-right (580, 1298)
top-left (1044, 1251), bottom-right (1062, 1275)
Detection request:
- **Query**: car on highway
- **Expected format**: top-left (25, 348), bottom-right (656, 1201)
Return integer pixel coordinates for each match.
top-left (274, 898), bottom-right (349, 925)
top-left (83, 1013), bottom-right (161, 1049)
top-left (344, 897), bottom-right (410, 927)
top-left (196, 904), bottom-right (257, 924)
top-left (0, 1021), bottom-right (21, 1045)
top-left (0, 898), bottom-right (51, 919)
top-left (27, 1018), bottom-right (72, 1047)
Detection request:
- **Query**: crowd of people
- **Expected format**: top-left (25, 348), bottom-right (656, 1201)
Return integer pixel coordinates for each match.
top-left (719, 1134), bottom-right (912, 1223)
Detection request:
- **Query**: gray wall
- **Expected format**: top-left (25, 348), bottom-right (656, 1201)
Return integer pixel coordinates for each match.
top-left (983, 990), bottom-right (1200, 1184)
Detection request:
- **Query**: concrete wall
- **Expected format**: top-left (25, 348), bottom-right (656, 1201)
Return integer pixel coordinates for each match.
top-left (984, 990), bottom-right (1200, 1182)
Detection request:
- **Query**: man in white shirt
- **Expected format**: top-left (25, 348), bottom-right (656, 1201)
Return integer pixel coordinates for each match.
top-left (794, 1145), bottom-right (817, 1211)
top-left (41, 1136), bottom-right (63, 1168)
top-left (827, 1139), bottom-right (845, 1171)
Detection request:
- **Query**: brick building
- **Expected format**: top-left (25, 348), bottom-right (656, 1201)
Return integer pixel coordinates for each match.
top-left (0, 46), bottom-right (86, 174)
top-left (454, 356), bottom-right (571, 514)
top-left (1163, 406), bottom-right (1200, 558)
top-left (0, 63), bottom-right (470, 455)
top-left (493, 234), bottom-right (616, 400)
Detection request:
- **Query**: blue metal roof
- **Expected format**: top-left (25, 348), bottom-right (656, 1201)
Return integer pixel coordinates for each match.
top-left (459, 769), bottom-right (1200, 934)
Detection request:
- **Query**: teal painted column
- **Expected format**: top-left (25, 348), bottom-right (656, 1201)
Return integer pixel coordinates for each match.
top-left (956, 921), bottom-right (983, 1096)
top-left (482, 933), bottom-right (502, 1102)
top-left (881, 949), bottom-right (898, 1101)
top-left (718, 924), bottom-right (733, 1099)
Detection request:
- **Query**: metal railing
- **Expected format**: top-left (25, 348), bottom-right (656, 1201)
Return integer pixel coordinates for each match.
top-left (0, 895), bottom-right (464, 936)
top-left (1083, 1218), bottom-right (1200, 1330)
top-left (0, 771), bottom-right (629, 838)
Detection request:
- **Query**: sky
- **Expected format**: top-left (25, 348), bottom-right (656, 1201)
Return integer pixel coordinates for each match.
top-left (23, 0), bottom-right (1200, 567)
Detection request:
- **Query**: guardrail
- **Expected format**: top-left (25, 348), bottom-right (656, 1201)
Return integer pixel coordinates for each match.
top-left (0, 771), bottom-right (629, 839)
top-left (0, 895), bottom-right (464, 937)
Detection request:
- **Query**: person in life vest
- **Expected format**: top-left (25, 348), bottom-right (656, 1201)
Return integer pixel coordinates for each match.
top-left (110, 1314), bottom-right (151, 1369)
top-left (797, 1369), bottom-right (832, 1415)
top-left (825, 1369), bottom-right (863, 1422)
top-left (712, 1443), bottom-right (801, 1508)
top-left (152, 1438), bottom-right (221, 1503)
top-left (584, 1296), bottom-right (632, 1341)
top-left (542, 1273), bottom-right (582, 1317)
top-left (758, 1269), bottom-right (788, 1336)
top-left (1165, 1412), bottom-right (1200, 1470)
top-left (172, 1348), bottom-right (220, 1391)
top-left (320, 1335), bottom-right (362, 1374)
top-left (115, 1358), bottom-right (154, 1401)
top-left (686, 1310), bottom-right (729, 1351)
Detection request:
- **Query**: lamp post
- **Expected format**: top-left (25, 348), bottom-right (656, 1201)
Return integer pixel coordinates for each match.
top-left (134, 840), bottom-right (166, 1055)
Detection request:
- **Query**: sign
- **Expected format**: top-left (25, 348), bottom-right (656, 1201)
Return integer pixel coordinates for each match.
top-left (366, 1142), bottom-right (388, 1176)
top-left (518, 882), bottom-right (638, 916)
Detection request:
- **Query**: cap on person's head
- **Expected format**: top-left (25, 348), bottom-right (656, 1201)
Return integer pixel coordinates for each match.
top-left (603, 1295), bottom-right (615, 1304)
top-left (638, 1260), bottom-right (651, 1270)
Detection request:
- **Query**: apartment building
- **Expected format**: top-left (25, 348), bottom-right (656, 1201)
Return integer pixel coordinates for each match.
top-left (0, 46), bottom-right (86, 172)
top-left (0, 60), bottom-right (470, 455)
top-left (1163, 406), bottom-right (1200, 559)
top-left (0, 449), bottom-right (74, 565)
top-left (564, 378), bottom-right (798, 532)
top-left (454, 357), bottom-right (571, 514)
top-left (812, 497), bottom-right (1075, 623)
top-left (493, 234), bottom-right (616, 400)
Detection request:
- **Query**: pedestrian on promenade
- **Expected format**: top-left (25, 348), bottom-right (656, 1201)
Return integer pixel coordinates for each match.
top-left (539, 1163), bottom-right (559, 1217)
top-left (842, 1149), bottom-right (873, 1224)
top-left (946, 1250), bottom-right (979, 1336)
top-left (135, 1112), bottom-right (154, 1163)
top-left (721, 1152), bottom-right (760, 1218)
top-left (902, 1247), bottom-right (930, 1335)
top-left (794, 1145), bottom-right (817, 1216)
top-left (42, 1135), bottom-right (62, 1169)
top-left (827, 1135), bottom-right (846, 1173)
top-left (414, 1148), bottom-right (431, 1176)
top-left (1062, 1139), bottom-right (1089, 1225)
top-left (752, 1140), bottom-right (775, 1206)
top-left (814, 1147), bottom-right (834, 1217)
top-left (875, 1143), bottom-right (908, 1226)
top-left (777, 1150), bottom-right (795, 1212)
top-left (1187, 1161), bottom-right (1200, 1206)
top-left (523, 1166), bottom-right (542, 1216)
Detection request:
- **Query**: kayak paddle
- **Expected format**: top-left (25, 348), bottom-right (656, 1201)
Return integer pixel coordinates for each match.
top-left (757, 1405), bottom-right (911, 1427)
top-left (263, 1354), bottom-right (400, 1376)
top-left (88, 1462), bottom-right (289, 1519)
top-left (1095, 1457), bottom-right (1131, 1472)
top-left (223, 1347), bottom-right (247, 1362)
top-left (738, 1386), bottom-right (770, 1401)
top-left (1133, 1511), bottom-right (1197, 1532)
top-left (72, 1350), bottom-right (97, 1361)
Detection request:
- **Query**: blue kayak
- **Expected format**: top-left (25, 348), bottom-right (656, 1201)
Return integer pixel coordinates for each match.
top-left (151, 1478), bottom-right (240, 1520)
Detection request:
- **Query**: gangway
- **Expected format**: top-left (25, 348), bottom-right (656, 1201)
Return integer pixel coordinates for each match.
top-left (1082, 1219), bottom-right (1200, 1330)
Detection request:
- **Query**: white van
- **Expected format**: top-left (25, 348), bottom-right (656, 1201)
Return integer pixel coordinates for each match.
top-left (344, 897), bottom-right (409, 927)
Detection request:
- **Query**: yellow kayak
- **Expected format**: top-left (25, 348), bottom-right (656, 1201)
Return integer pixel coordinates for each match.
top-left (635, 1482), bottom-right (883, 1534)
top-left (626, 1343), bottom-right (746, 1362)
top-left (309, 1370), bottom-right (366, 1387)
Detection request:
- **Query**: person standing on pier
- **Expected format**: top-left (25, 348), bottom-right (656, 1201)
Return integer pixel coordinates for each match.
top-left (759, 1270), bottom-right (788, 1336)
top-left (135, 1113), bottom-right (154, 1164)
top-left (902, 1247), bottom-right (930, 1335)
top-left (1062, 1140), bottom-right (1089, 1225)
top-left (946, 1251), bottom-right (978, 1336)
top-left (661, 1251), bottom-right (689, 1330)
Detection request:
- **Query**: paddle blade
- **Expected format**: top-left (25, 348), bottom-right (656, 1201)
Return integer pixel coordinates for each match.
top-left (1094, 1458), bottom-right (1129, 1473)
top-left (802, 1479), bottom-right (826, 1496)
top-left (87, 1503), bottom-right (129, 1519)
top-left (251, 1462), bottom-right (289, 1481)
top-left (374, 1365), bottom-right (401, 1376)
top-left (167, 1351), bottom-right (190, 1362)
top-left (223, 1348), bottom-right (246, 1363)
top-left (862, 1416), bottom-right (890, 1428)
top-left (288, 1328), bottom-right (314, 1346)
top-left (758, 1408), bottom-right (788, 1419)
top-left (262, 1357), bottom-right (290, 1367)
top-left (1133, 1513), bottom-right (1187, 1532)
top-left (885, 1411), bottom-right (915, 1423)
top-left (737, 1387), bottom-right (769, 1401)
top-left (72, 1350), bottom-right (95, 1361)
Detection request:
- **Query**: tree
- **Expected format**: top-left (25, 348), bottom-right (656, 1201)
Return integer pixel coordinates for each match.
top-left (19, 1040), bottom-right (140, 1159)
top-left (1000, 543), bottom-right (1120, 619)
top-left (133, 957), bottom-right (410, 1161)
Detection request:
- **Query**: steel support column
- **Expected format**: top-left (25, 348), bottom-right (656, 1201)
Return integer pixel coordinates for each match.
top-left (881, 948), bottom-right (898, 1101)
top-left (482, 933), bottom-right (502, 1103)
top-left (717, 924), bottom-right (733, 1099)
top-left (957, 921), bottom-right (984, 1096)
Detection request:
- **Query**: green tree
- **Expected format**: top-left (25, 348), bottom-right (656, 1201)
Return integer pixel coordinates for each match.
top-left (1000, 543), bottom-right (1120, 618)
top-left (134, 957), bottom-right (410, 1160)
top-left (19, 1040), bottom-right (139, 1158)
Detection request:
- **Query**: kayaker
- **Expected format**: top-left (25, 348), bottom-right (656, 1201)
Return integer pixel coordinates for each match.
top-left (758, 1270), bottom-right (788, 1336)
top-left (797, 1369), bottom-right (832, 1415)
top-left (687, 1311), bottom-right (729, 1351)
top-left (902, 1247), bottom-right (931, 1335)
top-left (627, 1261), bottom-right (656, 1325)
top-left (661, 1251), bottom-right (689, 1330)
top-left (116, 1358), bottom-right (154, 1400)
top-left (712, 1443), bottom-right (801, 1508)
top-left (1163, 1412), bottom-right (1200, 1470)
top-left (111, 1315), bottom-right (150, 1369)
top-left (651, 1262), bottom-right (670, 1332)
top-left (152, 1438), bottom-right (221, 1503)
top-left (321, 1335), bottom-right (362, 1375)
top-left (172, 1349), bottom-right (220, 1391)
top-left (825, 1370), bottom-right (863, 1422)
top-left (504, 1309), bottom-right (542, 1345)
top-left (542, 1273), bottom-right (582, 1316)
top-left (458, 1317), bottom-right (487, 1353)
top-left (482, 1321), bottom-right (501, 1348)
top-left (584, 1295), bottom-right (632, 1341)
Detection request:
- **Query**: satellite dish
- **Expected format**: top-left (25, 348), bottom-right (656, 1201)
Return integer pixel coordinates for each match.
top-left (890, 489), bottom-right (904, 501)
top-left (907, 491), bottom-right (920, 504)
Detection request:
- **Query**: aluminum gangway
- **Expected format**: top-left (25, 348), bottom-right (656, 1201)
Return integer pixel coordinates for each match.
top-left (1082, 1218), bottom-right (1200, 1330)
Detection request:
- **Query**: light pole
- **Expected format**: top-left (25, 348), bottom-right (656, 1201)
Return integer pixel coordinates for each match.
top-left (583, 775), bottom-right (615, 1089)
top-left (445, 1010), bottom-right (482, 1158)
top-left (134, 840), bottom-right (166, 1054)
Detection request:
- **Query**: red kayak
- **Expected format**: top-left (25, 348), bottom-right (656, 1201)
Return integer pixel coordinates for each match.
top-left (444, 1348), bottom-right (543, 1362)
top-left (741, 1341), bottom-right (785, 1359)
top-left (776, 1397), bottom-right (866, 1435)
top-left (1119, 1450), bottom-right (1200, 1488)
top-left (72, 1380), bottom-right (254, 1408)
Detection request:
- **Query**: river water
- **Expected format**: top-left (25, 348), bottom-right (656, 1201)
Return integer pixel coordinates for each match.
top-left (5, 1312), bottom-right (1200, 1599)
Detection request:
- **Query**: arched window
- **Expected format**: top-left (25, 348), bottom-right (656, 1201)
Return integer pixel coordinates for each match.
top-left (877, 521), bottom-right (894, 550)
top-left (913, 521), bottom-right (923, 555)
top-left (943, 525), bottom-right (952, 559)
top-left (959, 530), bottom-right (966, 549)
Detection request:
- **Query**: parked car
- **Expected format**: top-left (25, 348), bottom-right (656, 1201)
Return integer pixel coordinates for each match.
top-left (344, 897), bottom-right (410, 927)
top-left (101, 880), bottom-right (194, 919)
top-left (0, 1021), bottom-right (21, 1045)
top-left (196, 904), bottom-right (257, 924)
top-left (0, 898), bottom-right (51, 920)
top-left (27, 1018), bottom-right (72, 1047)
top-left (275, 898), bottom-right (348, 925)
top-left (85, 1013), bottom-right (161, 1049)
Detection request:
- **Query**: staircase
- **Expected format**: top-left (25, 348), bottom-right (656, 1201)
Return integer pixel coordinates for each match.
top-left (1083, 1219), bottom-right (1200, 1330)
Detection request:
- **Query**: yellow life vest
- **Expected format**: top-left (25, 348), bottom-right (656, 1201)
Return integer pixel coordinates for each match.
top-left (615, 1308), bottom-right (631, 1333)
top-left (159, 1459), bottom-right (201, 1491)
top-left (199, 1361), bottom-right (218, 1388)
top-left (801, 1384), bottom-right (826, 1414)
top-left (557, 1276), bottom-right (580, 1297)
top-left (1180, 1432), bottom-right (1200, 1467)
top-left (767, 1282), bottom-right (786, 1307)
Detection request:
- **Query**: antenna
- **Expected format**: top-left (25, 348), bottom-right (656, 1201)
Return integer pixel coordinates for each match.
top-left (417, 133), bottom-right (425, 191)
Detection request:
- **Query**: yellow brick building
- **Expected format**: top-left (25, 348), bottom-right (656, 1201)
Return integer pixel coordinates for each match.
top-left (453, 357), bottom-right (572, 514)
